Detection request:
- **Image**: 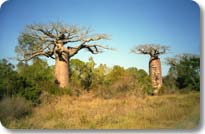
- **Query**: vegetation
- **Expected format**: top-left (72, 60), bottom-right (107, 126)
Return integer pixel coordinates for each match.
top-left (6, 92), bottom-right (200, 129)
top-left (0, 23), bottom-right (200, 129)
top-left (131, 44), bottom-right (169, 94)
top-left (164, 54), bottom-right (200, 91)
top-left (16, 22), bottom-right (112, 88)
top-left (0, 97), bottom-right (32, 125)
top-left (0, 54), bottom-right (200, 128)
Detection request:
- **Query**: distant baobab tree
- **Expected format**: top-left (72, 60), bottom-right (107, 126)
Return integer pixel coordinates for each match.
top-left (16, 22), bottom-right (112, 88)
top-left (131, 44), bottom-right (169, 94)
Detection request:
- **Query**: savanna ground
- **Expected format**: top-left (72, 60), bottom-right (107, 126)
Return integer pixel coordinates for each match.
top-left (6, 91), bottom-right (200, 129)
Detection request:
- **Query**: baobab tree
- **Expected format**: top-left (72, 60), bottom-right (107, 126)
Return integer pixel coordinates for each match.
top-left (16, 23), bottom-right (111, 88)
top-left (131, 44), bottom-right (169, 94)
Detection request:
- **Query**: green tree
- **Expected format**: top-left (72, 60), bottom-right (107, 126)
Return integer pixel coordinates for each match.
top-left (17, 58), bottom-right (57, 95)
top-left (166, 54), bottom-right (200, 91)
top-left (126, 67), bottom-right (152, 95)
top-left (81, 57), bottom-right (96, 91)
top-left (0, 59), bottom-right (41, 104)
top-left (70, 59), bottom-right (86, 87)
top-left (0, 59), bottom-right (17, 98)
top-left (17, 58), bottom-right (54, 86)
top-left (70, 57), bottom-right (97, 91)
top-left (106, 65), bottom-right (126, 83)
top-left (93, 64), bottom-right (108, 86)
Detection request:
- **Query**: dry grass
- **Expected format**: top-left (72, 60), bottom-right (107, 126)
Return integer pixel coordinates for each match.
top-left (6, 91), bottom-right (200, 129)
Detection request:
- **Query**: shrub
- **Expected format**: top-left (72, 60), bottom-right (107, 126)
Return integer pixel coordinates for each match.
top-left (0, 59), bottom-right (42, 104)
top-left (126, 68), bottom-right (153, 95)
top-left (94, 75), bottom-right (136, 99)
top-left (93, 86), bottom-right (113, 99)
top-left (18, 86), bottom-right (41, 105)
top-left (0, 97), bottom-right (32, 126)
top-left (42, 81), bottom-right (61, 95)
top-left (0, 59), bottom-right (18, 99)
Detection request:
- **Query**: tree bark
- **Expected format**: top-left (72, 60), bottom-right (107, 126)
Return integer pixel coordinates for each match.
top-left (149, 57), bottom-right (162, 94)
top-left (54, 43), bottom-right (70, 88)
top-left (55, 55), bottom-right (69, 88)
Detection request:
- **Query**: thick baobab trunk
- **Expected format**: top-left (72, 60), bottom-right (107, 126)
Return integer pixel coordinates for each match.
top-left (55, 55), bottom-right (69, 88)
top-left (149, 57), bottom-right (163, 94)
top-left (54, 43), bottom-right (70, 88)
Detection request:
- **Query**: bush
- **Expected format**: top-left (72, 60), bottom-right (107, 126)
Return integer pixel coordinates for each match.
top-left (93, 86), bottom-right (112, 99)
top-left (44, 83), bottom-right (80, 97)
top-left (18, 86), bottom-right (41, 105)
top-left (0, 97), bottom-right (32, 125)
top-left (0, 59), bottom-right (17, 99)
top-left (0, 59), bottom-right (42, 104)
top-left (126, 68), bottom-right (153, 95)
top-left (41, 81), bottom-right (60, 95)
top-left (94, 76), bottom-right (136, 99)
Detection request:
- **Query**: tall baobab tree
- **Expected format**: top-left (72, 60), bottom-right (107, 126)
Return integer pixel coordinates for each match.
top-left (131, 44), bottom-right (169, 94)
top-left (16, 23), bottom-right (111, 88)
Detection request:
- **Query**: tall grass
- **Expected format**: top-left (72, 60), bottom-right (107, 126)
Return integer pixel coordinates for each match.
top-left (5, 92), bottom-right (200, 129)
top-left (0, 97), bottom-right (32, 126)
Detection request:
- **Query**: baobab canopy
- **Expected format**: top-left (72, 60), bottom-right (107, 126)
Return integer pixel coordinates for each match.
top-left (16, 22), bottom-right (112, 61)
top-left (15, 22), bottom-right (112, 88)
top-left (131, 44), bottom-right (169, 58)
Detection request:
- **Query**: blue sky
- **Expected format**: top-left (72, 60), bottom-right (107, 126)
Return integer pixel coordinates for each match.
top-left (0, 0), bottom-right (200, 75)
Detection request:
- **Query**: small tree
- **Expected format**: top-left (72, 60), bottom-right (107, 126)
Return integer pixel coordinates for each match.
top-left (81, 57), bottom-right (96, 91)
top-left (131, 44), bottom-right (169, 94)
top-left (0, 59), bottom-right (16, 98)
top-left (70, 59), bottom-right (86, 87)
top-left (16, 22), bottom-right (112, 88)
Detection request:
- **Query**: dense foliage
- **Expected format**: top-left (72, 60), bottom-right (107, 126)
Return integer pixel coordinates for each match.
top-left (0, 58), bottom-right (54, 104)
top-left (0, 57), bottom-right (153, 102)
top-left (164, 54), bottom-right (200, 91)
top-left (0, 53), bottom-right (200, 103)
top-left (70, 58), bottom-right (152, 98)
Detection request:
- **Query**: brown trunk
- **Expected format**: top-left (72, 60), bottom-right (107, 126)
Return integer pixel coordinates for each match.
top-left (149, 57), bottom-right (162, 94)
top-left (54, 43), bottom-right (70, 88)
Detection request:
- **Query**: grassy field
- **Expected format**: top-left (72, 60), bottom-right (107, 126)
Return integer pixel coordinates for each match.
top-left (6, 91), bottom-right (200, 129)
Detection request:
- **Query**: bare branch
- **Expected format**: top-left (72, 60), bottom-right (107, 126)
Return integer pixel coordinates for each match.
top-left (131, 44), bottom-right (169, 57)
top-left (17, 40), bottom-right (55, 61)
top-left (18, 52), bottom-right (46, 61)
top-left (69, 44), bottom-right (113, 57)
top-left (16, 22), bottom-right (112, 61)
top-left (165, 57), bottom-right (177, 66)
top-left (28, 25), bottom-right (56, 38)
top-left (165, 53), bottom-right (199, 67)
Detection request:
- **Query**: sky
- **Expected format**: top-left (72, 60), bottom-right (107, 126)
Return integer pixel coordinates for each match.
top-left (0, 0), bottom-right (200, 76)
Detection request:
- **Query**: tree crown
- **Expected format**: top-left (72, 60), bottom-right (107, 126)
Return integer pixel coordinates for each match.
top-left (131, 44), bottom-right (169, 58)
top-left (16, 22), bottom-right (112, 61)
